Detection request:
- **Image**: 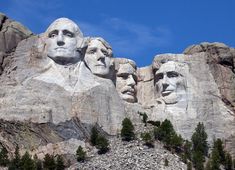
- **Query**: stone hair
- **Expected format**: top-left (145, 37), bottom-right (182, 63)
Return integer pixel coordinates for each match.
top-left (114, 58), bottom-right (137, 71)
top-left (46, 18), bottom-right (83, 38)
top-left (86, 37), bottom-right (113, 57)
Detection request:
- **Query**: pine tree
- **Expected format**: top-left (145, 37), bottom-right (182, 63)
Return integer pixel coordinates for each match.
top-left (233, 159), bottom-right (235, 170)
top-left (187, 162), bottom-right (192, 170)
top-left (213, 138), bottom-right (225, 164)
top-left (55, 155), bottom-right (65, 170)
top-left (142, 112), bottom-right (148, 126)
top-left (224, 152), bottom-right (232, 170)
top-left (183, 140), bottom-right (192, 161)
top-left (154, 119), bottom-right (183, 151)
top-left (76, 146), bottom-right (86, 162)
top-left (96, 135), bottom-right (109, 154)
top-left (191, 122), bottom-right (208, 156)
top-left (8, 144), bottom-right (21, 170)
top-left (191, 122), bottom-right (208, 170)
top-left (43, 153), bottom-right (56, 170)
top-left (20, 151), bottom-right (36, 170)
top-left (169, 133), bottom-right (183, 152)
top-left (0, 146), bottom-right (9, 166)
top-left (154, 119), bottom-right (174, 141)
top-left (205, 160), bottom-right (211, 170)
top-left (192, 150), bottom-right (204, 170)
top-left (141, 132), bottom-right (154, 148)
top-left (33, 154), bottom-right (43, 170)
top-left (210, 148), bottom-right (221, 170)
top-left (121, 118), bottom-right (135, 141)
top-left (90, 126), bottom-right (99, 146)
top-left (164, 158), bottom-right (169, 166)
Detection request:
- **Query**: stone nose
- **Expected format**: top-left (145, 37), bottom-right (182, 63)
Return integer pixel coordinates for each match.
top-left (127, 75), bottom-right (136, 86)
top-left (97, 50), bottom-right (105, 60)
top-left (162, 74), bottom-right (169, 84)
top-left (57, 32), bottom-right (65, 46)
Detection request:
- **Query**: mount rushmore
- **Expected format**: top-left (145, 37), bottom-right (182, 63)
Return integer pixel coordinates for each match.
top-left (0, 13), bottom-right (234, 157)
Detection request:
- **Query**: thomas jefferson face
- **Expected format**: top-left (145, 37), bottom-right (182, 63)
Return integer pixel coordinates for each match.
top-left (45, 18), bottom-right (83, 64)
top-left (84, 39), bottom-right (112, 77)
top-left (116, 63), bottom-right (137, 103)
top-left (155, 61), bottom-right (186, 104)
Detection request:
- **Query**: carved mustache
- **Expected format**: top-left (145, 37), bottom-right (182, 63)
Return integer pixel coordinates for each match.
top-left (121, 86), bottom-right (136, 95)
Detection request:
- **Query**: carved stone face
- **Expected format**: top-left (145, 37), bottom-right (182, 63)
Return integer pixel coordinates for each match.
top-left (155, 61), bottom-right (186, 104)
top-left (84, 39), bottom-right (112, 77)
top-left (116, 63), bottom-right (137, 103)
top-left (45, 18), bottom-right (82, 64)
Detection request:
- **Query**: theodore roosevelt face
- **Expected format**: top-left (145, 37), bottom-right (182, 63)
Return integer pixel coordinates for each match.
top-left (116, 62), bottom-right (137, 103)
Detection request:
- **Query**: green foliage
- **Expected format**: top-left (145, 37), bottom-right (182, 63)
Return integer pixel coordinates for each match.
top-left (192, 151), bottom-right (204, 170)
top-left (147, 120), bottom-right (161, 127)
top-left (187, 162), bottom-right (192, 170)
top-left (141, 132), bottom-right (154, 148)
top-left (43, 153), bottom-right (56, 170)
top-left (76, 146), bottom-right (86, 162)
top-left (183, 140), bottom-right (192, 161)
top-left (0, 146), bottom-right (9, 166)
top-left (90, 126), bottom-right (99, 146)
top-left (154, 119), bottom-right (183, 151)
top-left (169, 133), bottom-right (183, 151)
top-left (191, 122), bottom-right (208, 170)
top-left (142, 112), bottom-right (148, 126)
top-left (205, 160), bottom-right (211, 170)
top-left (20, 151), bottom-right (36, 170)
top-left (224, 152), bottom-right (232, 170)
top-left (211, 147), bottom-right (221, 170)
top-left (154, 119), bottom-right (174, 141)
top-left (233, 159), bottom-right (235, 170)
top-left (213, 138), bottom-right (225, 164)
top-left (96, 135), bottom-right (109, 154)
top-left (164, 158), bottom-right (168, 166)
top-left (191, 122), bottom-right (208, 156)
top-left (8, 144), bottom-right (21, 170)
top-left (34, 154), bottom-right (43, 170)
top-left (121, 118), bottom-right (135, 141)
top-left (55, 155), bottom-right (65, 170)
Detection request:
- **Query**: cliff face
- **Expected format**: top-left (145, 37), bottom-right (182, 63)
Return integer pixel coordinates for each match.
top-left (0, 14), bottom-right (234, 158)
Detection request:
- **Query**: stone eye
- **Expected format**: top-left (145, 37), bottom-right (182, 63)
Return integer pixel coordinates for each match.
top-left (48, 30), bottom-right (58, 38)
top-left (102, 50), bottom-right (109, 56)
top-left (63, 30), bottom-right (74, 37)
top-left (87, 48), bottom-right (96, 54)
top-left (155, 73), bottom-right (163, 82)
top-left (119, 73), bottom-right (128, 80)
top-left (167, 71), bottom-right (179, 78)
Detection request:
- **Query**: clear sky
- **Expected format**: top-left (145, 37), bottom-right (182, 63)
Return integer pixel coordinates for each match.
top-left (1, 0), bottom-right (235, 67)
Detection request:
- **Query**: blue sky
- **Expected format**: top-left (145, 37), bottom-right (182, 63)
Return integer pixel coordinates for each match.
top-left (1, 0), bottom-right (235, 67)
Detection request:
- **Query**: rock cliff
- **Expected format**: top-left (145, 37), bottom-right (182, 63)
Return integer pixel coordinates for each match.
top-left (0, 14), bottom-right (234, 162)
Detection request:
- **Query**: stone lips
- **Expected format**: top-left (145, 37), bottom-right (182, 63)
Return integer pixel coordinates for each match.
top-left (0, 14), bottom-right (234, 158)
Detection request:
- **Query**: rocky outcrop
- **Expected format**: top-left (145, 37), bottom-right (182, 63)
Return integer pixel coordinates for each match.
top-left (136, 52), bottom-right (235, 156)
top-left (0, 13), bottom-right (32, 75)
top-left (0, 14), bottom-right (234, 161)
top-left (184, 42), bottom-right (235, 112)
top-left (0, 118), bottom-right (91, 158)
top-left (69, 137), bottom-right (187, 170)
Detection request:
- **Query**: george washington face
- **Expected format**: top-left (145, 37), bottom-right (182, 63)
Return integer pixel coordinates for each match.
top-left (45, 18), bottom-right (83, 65)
